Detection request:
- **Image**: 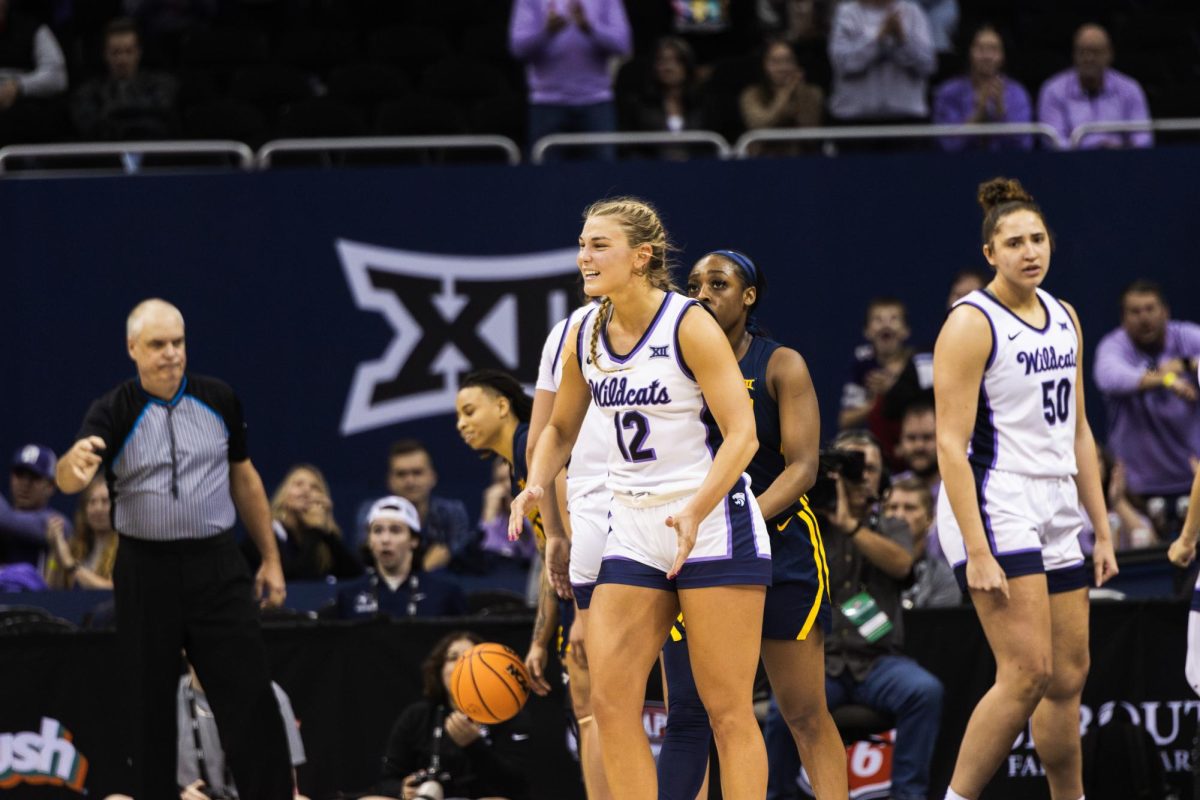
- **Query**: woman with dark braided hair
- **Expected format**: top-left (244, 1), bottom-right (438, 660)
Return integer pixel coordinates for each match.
top-left (935, 177), bottom-right (1118, 800)
top-left (652, 249), bottom-right (846, 800)
top-left (510, 198), bottom-right (771, 799)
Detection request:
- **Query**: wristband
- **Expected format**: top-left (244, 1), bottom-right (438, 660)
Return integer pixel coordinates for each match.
top-left (1163, 371), bottom-right (1178, 389)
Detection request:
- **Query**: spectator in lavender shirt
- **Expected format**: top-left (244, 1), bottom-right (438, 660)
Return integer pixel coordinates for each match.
top-left (932, 24), bottom-right (1033, 152)
top-left (1094, 280), bottom-right (1200, 537)
top-left (1, 444), bottom-right (73, 571)
top-left (1037, 23), bottom-right (1152, 150)
top-left (509, 0), bottom-right (631, 161)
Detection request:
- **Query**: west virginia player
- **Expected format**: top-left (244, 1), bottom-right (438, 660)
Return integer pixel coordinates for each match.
top-left (654, 250), bottom-right (847, 800)
top-left (455, 370), bottom-right (564, 695)
top-left (511, 198), bottom-right (771, 800)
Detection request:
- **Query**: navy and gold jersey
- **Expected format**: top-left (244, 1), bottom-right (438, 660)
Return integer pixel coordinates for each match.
top-left (510, 422), bottom-right (545, 546)
top-left (740, 337), bottom-right (830, 608)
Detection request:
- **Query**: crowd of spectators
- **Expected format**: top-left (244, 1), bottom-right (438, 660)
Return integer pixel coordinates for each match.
top-left (0, 0), bottom-right (1196, 154)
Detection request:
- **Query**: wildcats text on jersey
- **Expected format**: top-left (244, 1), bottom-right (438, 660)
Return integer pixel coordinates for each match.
top-left (1017, 346), bottom-right (1077, 375)
top-left (589, 376), bottom-right (672, 408)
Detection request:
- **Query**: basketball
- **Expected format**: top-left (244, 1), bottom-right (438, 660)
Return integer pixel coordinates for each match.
top-left (449, 642), bottom-right (532, 724)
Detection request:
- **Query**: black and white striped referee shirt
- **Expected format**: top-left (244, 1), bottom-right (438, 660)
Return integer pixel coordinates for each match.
top-left (76, 374), bottom-right (248, 541)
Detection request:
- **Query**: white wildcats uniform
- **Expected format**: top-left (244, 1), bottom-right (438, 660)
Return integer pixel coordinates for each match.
top-left (537, 304), bottom-right (611, 608)
top-left (578, 291), bottom-right (771, 590)
top-left (937, 288), bottom-right (1088, 591)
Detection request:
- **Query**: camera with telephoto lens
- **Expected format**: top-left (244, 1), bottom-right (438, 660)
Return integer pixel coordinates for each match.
top-left (807, 448), bottom-right (867, 512)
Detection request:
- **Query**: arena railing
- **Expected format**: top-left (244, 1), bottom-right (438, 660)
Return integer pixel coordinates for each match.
top-left (0, 140), bottom-right (256, 174)
top-left (734, 121), bottom-right (1066, 156)
top-left (256, 135), bottom-right (522, 167)
top-left (530, 130), bottom-right (733, 164)
top-left (1068, 118), bottom-right (1200, 148)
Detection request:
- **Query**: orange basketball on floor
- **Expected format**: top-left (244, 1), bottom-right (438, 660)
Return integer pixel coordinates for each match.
top-left (450, 642), bottom-right (532, 724)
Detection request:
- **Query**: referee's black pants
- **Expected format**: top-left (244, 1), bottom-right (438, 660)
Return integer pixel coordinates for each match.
top-left (113, 531), bottom-right (293, 799)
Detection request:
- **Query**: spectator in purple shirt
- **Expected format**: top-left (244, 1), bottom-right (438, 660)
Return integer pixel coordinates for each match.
top-left (1, 443), bottom-right (73, 571)
top-left (509, 0), bottom-right (631, 161)
top-left (932, 24), bottom-right (1032, 152)
top-left (1037, 23), bottom-right (1152, 150)
top-left (1094, 280), bottom-right (1200, 537)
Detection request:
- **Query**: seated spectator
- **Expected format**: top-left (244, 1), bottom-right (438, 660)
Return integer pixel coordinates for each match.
top-left (827, 0), bottom-right (936, 127)
top-left (887, 477), bottom-right (959, 609)
top-left (335, 496), bottom-right (467, 620)
top-left (368, 440), bottom-right (475, 573)
top-left (624, 37), bottom-right (704, 161)
top-left (0, 0), bottom-right (68, 145)
top-left (361, 631), bottom-right (532, 800)
top-left (1038, 23), bottom-right (1152, 150)
top-left (45, 476), bottom-right (117, 589)
top-left (71, 18), bottom-right (178, 140)
top-left (1094, 280), bottom-right (1200, 538)
top-left (893, 401), bottom-right (944, 562)
top-left (1, 444), bottom-right (72, 570)
top-left (946, 267), bottom-right (988, 308)
top-left (932, 24), bottom-right (1033, 152)
top-left (739, 37), bottom-right (824, 156)
top-left (839, 297), bottom-right (933, 468)
top-left (765, 430), bottom-right (942, 800)
top-left (244, 464), bottom-right (362, 582)
top-left (509, 0), bottom-right (631, 161)
top-left (1097, 446), bottom-right (1155, 550)
top-left (478, 457), bottom-right (537, 565)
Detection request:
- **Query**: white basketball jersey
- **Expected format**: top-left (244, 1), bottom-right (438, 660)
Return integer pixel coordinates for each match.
top-left (536, 304), bottom-right (609, 501)
top-left (955, 288), bottom-right (1079, 478)
top-left (579, 292), bottom-right (716, 498)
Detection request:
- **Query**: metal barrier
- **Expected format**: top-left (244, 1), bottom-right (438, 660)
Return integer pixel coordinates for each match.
top-left (531, 130), bottom-right (732, 164)
top-left (735, 121), bottom-right (1066, 156)
top-left (0, 140), bottom-right (255, 173)
top-left (256, 135), bottom-right (521, 167)
top-left (1068, 118), bottom-right (1200, 148)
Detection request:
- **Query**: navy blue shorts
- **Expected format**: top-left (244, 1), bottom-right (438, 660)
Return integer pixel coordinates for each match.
top-left (762, 503), bottom-right (830, 640)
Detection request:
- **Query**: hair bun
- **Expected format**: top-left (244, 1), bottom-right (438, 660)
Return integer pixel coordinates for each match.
top-left (977, 177), bottom-right (1034, 213)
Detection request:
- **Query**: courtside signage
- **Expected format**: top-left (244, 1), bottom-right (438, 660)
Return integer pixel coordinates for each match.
top-left (0, 717), bottom-right (88, 793)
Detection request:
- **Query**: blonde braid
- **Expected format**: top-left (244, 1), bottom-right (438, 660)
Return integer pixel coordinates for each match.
top-left (588, 297), bottom-right (616, 374)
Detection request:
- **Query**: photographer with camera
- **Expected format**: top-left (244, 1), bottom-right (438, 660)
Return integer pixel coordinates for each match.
top-left (766, 429), bottom-right (943, 800)
top-left (362, 631), bottom-right (531, 800)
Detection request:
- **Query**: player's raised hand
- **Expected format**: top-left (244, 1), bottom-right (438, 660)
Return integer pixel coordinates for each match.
top-left (509, 485), bottom-right (543, 541)
top-left (665, 510), bottom-right (700, 580)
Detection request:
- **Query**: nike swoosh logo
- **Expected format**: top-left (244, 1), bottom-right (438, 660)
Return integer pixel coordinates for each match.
top-left (1007, 332), bottom-right (1021, 340)
top-left (776, 520), bottom-right (791, 532)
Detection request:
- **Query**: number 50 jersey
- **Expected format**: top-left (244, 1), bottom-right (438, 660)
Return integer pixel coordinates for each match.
top-left (578, 291), bottom-right (727, 499)
top-left (954, 287), bottom-right (1080, 478)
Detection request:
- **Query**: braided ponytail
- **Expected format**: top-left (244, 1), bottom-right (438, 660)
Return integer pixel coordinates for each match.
top-left (588, 297), bottom-right (616, 374)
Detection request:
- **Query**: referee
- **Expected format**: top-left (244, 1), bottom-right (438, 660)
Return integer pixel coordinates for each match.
top-left (57, 298), bottom-right (293, 799)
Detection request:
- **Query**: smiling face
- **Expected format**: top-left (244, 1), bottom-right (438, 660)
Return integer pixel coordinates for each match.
top-left (686, 255), bottom-right (753, 335)
top-left (983, 209), bottom-right (1051, 291)
top-left (280, 468), bottom-right (322, 515)
top-left (969, 28), bottom-right (1004, 79)
top-left (455, 386), bottom-right (509, 453)
top-left (577, 214), bottom-right (650, 298)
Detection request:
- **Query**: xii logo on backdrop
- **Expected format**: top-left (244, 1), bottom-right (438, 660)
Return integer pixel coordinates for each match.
top-left (338, 239), bottom-right (579, 434)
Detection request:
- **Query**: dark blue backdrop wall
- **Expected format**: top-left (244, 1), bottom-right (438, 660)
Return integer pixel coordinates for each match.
top-left (4, 148), bottom-right (1198, 526)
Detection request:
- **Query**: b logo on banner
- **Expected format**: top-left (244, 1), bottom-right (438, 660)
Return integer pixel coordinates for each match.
top-left (337, 239), bottom-right (579, 434)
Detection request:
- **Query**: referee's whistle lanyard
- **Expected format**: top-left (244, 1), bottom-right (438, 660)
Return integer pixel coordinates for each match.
top-left (185, 684), bottom-right (234, 792)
